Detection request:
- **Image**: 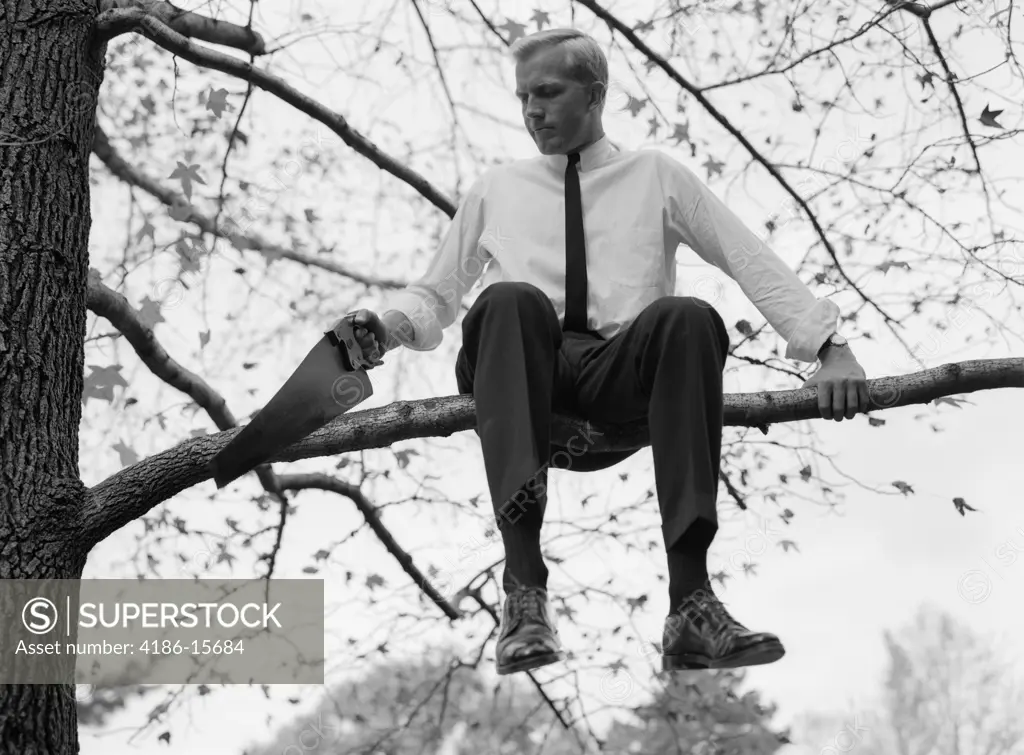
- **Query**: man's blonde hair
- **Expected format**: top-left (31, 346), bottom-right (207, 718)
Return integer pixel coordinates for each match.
top-left (510, 28), bottom-right (608, 107)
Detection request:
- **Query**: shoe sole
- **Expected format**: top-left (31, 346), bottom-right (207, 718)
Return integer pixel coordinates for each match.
top-left (662, 639), bottom-right (785, 671)
top-left (496, 649), bottom-right (566, 676)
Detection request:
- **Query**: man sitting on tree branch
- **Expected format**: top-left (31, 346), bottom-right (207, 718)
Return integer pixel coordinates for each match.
top-left (341, 28), bottom-right (869, 675)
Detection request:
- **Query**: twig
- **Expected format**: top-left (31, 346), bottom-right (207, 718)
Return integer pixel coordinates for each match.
top-left (94, 9), bottom-right (459, 218)
top-left (91, 124), bottom-right (407, 288)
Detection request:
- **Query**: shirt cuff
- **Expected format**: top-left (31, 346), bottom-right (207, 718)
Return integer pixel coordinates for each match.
top-left (382, 289), bottom-right (444, 351)
top-left (784, 297), bottom-right (841, 363)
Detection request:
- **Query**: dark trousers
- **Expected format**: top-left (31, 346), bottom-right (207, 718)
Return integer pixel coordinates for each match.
top-left (454, 281), bottom-right (730, 595)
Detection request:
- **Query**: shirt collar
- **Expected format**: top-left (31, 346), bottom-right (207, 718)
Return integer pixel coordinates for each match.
top-left (543, 134), bottom-right (615, 173)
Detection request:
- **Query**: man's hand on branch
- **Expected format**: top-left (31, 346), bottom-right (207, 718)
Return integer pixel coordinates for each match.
top-left (801, 344), bottom-right (870, 421)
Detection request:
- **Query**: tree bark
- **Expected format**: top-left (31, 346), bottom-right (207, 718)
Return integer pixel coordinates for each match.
top-left (80, 357), bottom-right (1024, 551)
top-left (0, 1), bottom-right (105, 751)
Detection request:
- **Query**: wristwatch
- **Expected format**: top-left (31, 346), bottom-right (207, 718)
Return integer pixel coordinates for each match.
top-left (817, 332), bottom-right (848, 360)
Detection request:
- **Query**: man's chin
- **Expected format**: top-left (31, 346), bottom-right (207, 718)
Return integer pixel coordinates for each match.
top-left (532, 131), bottom-right (562, 154)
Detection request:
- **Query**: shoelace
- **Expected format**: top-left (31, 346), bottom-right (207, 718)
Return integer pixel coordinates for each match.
top-left (510, 588), bottom-right (548, 625)
top-left (702, 595), bottom-right (745, 632)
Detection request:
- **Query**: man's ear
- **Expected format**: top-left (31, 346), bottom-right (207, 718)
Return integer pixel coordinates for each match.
top-left (588, 81), bottom-right (606, 112)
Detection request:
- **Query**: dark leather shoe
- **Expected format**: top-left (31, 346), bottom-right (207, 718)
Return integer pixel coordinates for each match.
top-left (496, 586), bottom-right (566, 675)
top-left (662, 590), bottom-right (785, 671)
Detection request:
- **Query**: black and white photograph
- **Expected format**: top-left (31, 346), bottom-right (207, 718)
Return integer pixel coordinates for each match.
top-left (1, 0), bottom-right (1022, 753)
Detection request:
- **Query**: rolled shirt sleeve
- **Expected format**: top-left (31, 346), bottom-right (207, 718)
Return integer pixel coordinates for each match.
top-left (381, 174), bottom-right (492, 351)
top-left (659, 154), bottom-right (839, 363)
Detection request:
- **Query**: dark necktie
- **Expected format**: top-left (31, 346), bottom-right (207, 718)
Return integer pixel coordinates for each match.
top-left (563, 151), bottom-right (588, 333)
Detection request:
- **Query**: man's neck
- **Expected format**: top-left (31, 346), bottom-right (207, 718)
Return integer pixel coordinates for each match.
top-left (569, 128), bottom-right (605, 155)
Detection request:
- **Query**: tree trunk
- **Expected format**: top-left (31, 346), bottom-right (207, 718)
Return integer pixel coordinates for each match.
top-left (1, 2), bottom-right (105, 752)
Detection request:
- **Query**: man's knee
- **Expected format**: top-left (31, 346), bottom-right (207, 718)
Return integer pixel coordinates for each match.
top-left (641, 296), bottom-right (729, 351)
top-left (464, 281), bottom-right (557, 332)
top-left (475, 281), bottom-right (547, 308)
top-left (643, 295), bottom-right (722, 326)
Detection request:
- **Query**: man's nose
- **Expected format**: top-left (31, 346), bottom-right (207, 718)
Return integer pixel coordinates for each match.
top-left (524, 98), bottom-right (544, 119)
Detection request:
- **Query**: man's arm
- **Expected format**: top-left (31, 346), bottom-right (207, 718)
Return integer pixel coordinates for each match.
top-left (658, 153), bottom-right (869, 420)
top-left (381, 309), bottom-right (414, 352)
top-left (658, 154), bottom-right (838, 363)
top-left (379, 174), bottom-right (492, 352)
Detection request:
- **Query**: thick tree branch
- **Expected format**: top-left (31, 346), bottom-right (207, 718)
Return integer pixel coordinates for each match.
top-left (91, 125), bottom-right (406, 289)
top-left (93, 8), bottom-right (459, 219)
top-left (87, 267), bottom-right (293, 559)
top-left (83, 358), bottom-right (1024, 548)
top-left (95, 0), bottom-right (265, 55)
top-left (86, 270), bottom-right (458, 615)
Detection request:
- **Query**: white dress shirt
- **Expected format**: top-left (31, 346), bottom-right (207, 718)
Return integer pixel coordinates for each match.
top-left (381, 134), bottom-right (839, 363)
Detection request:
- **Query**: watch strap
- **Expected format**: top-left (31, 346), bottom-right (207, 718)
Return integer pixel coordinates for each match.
top-left (818, 333), bottom-right (835, 360)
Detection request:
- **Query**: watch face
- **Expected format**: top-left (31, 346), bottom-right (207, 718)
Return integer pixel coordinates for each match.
top-left (833, 334), bottom-right (848, 346)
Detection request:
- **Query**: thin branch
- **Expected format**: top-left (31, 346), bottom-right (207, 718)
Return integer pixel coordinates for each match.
top-left (410, 0), bottom-right (462, 131)
top-left (209, 67), bottom-right (257, 261)
top-left (920, 18), bottom-right (985, 176)
top-left (93, 8), bottom-right (459, 218)
top-left (278, 473), bottom-right (462, 620)
top-left (880, 0), bottom-right (999, 176)
top-left (574, 0), bottom-right (916, 354)
top-left (719, 470), bottom-right (749, 511)
top-left (262, 496), bottom-right (292, 582)
top-left (886, 2), bottom-right (999, 265)
top-left (95, 0), bottom-right (266, 54)
top-left (885, 0), bottom-right (933, 18)
top-left (91, 124), bottom-right (406, 289)
top-left (86, 268), bottom-right (240, 430)
top-left (469, 592), bottom-right (581, 741)
top-left (409, 0), bottom-right (465, 195)
top-left (466, 0), bottom-right (507, 43)
top-left (884, 0), bottom-right (964, 20)
top-left (701, 6), bottom-right (904, 92)
top-left (360, 662), bottom-right (456, 753)
top-left (82, 358), bottom-right (1024, 548)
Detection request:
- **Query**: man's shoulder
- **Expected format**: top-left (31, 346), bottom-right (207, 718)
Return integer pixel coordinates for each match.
top-left (595, 144), bottom-right (692, 186)
top-left (460, 163), bottom-right (507, 200)
top-left (626, 145), bottom-right (685, 171)
top-left (457, 158), bottom-right (528, 189)
top-left (470, 157), bottom-right (554, 196)
top-left (627, 147), bottom-right (702, 189)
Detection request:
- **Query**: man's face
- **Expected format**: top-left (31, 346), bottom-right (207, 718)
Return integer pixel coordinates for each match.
top-left (515, 46), bottom-right (600, 155)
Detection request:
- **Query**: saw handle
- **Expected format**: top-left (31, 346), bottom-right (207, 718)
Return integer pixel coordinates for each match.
top-left (351, 311), bottom-right (389, 351)
top-left (326, 317), bottom-right (377, 371)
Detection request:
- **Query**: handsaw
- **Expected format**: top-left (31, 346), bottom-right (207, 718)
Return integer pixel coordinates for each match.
top-left (207, 315), bottom-right (384, 489)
